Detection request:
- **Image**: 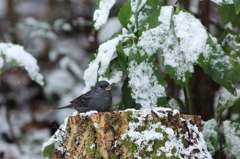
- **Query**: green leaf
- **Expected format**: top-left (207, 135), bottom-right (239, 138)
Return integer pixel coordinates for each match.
top-left (234, 0), bottom-right (240, 14)
top-left (118, 1), bottom-right (132, 29)
top-left (223, 120), bottom-right (240, 158)
top-left (137, 0), bottom-right (164, 28)
top-left (219, 28), bottom-right (240, 84)
top-left (216, 89), bottom-right (240, 116)
top-left (116, 40), bottom-right (128, 73)
top-left (119, 77), bottom-right (137, 110)
top-left (202, 119), bottom-right (220, 155)
top-left (217, 4), bottom-right (240, 27)
top-left (42, 142), bottom-right (55, 158)
top-left (203, 34), bottom-right (236, 94)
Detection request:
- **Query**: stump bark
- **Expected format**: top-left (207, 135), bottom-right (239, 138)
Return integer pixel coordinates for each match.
top-left (54, 109), bottom-right (211, 159)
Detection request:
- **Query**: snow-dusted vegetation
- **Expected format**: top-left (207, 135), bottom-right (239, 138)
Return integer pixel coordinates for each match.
top-left (0, 0), bottom-right (240, 158)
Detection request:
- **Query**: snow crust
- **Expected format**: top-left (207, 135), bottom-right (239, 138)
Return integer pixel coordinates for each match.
top-left (0, 43), bottom-right (44, 86)
top-left (121, 108), bottom-right (212, 159)
top-left (93, 0), bottom-right (117, 30)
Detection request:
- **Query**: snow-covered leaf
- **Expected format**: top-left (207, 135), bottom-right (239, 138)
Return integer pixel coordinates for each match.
top-left (168, 96), bottom-right (185, 112)
top-left (118, 0), bottom-right (163, 34)
top-left (211, 0), bottom-right (233, 5)
top-left (223, 120), bottom-right (240, 158)
top-left (219, 28), bottom-right (240, 84)
top-left (100, 57), bottom-right (124, 84)
top-left (204, 35), bottom-right (235, 94)
top-left (0, 43), bottom-right (44, 86)
top-left (93, 0), bottom-right (117, 31)
top-left (137, 0), bottom-right (164, 28)
top-left (83, 33), bottom-right (123, 92)
top-left (18, 17), bottom-right (56, 40)
top-left (202, 119), bottom-right (220, 155)
top-left (128, 53), bottom-right (167, 109)
top-left (216, 89), bottom-right (240, 116)
top-left (217, 4), bottom-right (240, 27)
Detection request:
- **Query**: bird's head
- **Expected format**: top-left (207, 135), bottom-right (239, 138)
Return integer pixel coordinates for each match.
top-left (96, 80), bottom-right (111, 91)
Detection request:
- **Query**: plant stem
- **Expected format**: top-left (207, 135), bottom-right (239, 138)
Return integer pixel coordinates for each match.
top-left (185, 81), bottom-right (194, 115)
top-left (183, 89), bottom-right (189, 114)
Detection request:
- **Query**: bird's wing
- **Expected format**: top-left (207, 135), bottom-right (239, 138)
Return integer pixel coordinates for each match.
top-left (70, 90), bottom-right (92, 107)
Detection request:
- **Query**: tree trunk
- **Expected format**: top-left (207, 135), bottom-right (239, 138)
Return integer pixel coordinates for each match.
top-left (54, 109), bottom-right (211, 159)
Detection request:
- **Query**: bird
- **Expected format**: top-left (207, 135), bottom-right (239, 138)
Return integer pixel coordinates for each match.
top-left (56, 80), bottom-right (112, 113)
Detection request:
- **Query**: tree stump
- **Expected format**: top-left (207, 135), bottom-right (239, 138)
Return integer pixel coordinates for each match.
top-left (54, 108), bottom-right (212, 159)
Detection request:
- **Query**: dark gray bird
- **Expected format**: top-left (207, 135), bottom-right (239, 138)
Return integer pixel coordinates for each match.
top-left (56, 80), bottom-right (112, 113)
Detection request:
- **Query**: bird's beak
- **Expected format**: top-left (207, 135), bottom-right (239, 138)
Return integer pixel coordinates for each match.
top-left (105, 85), bottom-right (111, 91)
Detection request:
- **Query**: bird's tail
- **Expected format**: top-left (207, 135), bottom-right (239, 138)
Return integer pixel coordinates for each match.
top-left (54, 105), bottom-right (74, 111)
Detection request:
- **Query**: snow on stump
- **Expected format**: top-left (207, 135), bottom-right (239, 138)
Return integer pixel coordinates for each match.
top-left (54, 108), bottom-right (212, 159)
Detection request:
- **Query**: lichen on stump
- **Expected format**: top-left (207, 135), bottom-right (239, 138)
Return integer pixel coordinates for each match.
top-left (54, 108), bottom-right (212, 159)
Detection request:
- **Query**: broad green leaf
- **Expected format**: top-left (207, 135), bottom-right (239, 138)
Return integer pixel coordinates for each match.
top-left (119, 77), bottom-right (137, 110)
top-left (116, 40), bottom-right (128, 73)
top-left (204, 35), bottom-right (236, 94)
top-left (93, 0), bottom-right (117, 31)
top-left (202, 119), bottom-right (220, 155)
top-left (42, 142), bottom-right (54, 158)
top-left (219, 28), bottom-right (240, 84)
top-left (216, 89), bottom-right (240, 116)
top-left (217, 4), bottom-right (240, 27)
top-left (223, 120), bottom-right (240, 158)
top-left (0, 43), bottom-right (44, 86)
top-left (234, 0), bottom-right (240, 14)
top-left (118, 1), bottom-right (132, 29)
